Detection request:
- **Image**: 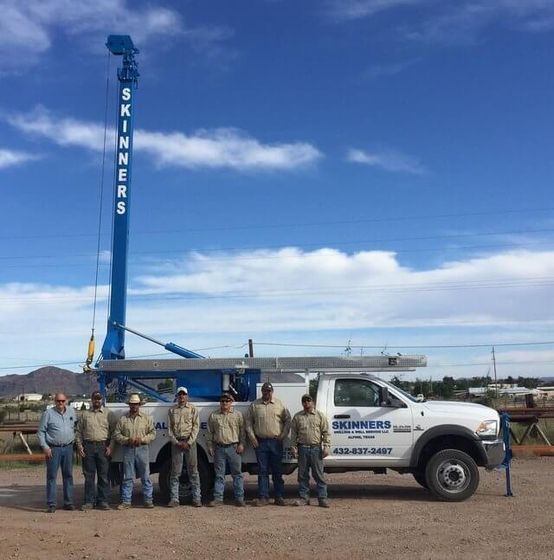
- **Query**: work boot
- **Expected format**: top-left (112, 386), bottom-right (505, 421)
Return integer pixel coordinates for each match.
top-left (47, 505), bottom-right (56, 514)
top-left (274, 497), bottom-right (286, 506)
top-left (63, 504), bottom-right (75, 511)
top-left (251, 498), bottom-right (269, 507)
top-left (144, 502), bottom-right (154, 509)
top-left (96, 503), bottom-right (110, 510)
top-left (293, 498), bottom-right (310, 506)
top-left (117, 503), bottom-right (131, 510)
top-left (167, 501), bottom-right (180, 508)
top-left (207, 500), bottom-right (223, 508)
top-left (235, 499), bottom-right (246, 507)
top-left (192, 500), bottom-right (202, 508)
top-left (318, 500), bottom-right (330, 508)
top-left (81, 503), bottom-right (94, 511)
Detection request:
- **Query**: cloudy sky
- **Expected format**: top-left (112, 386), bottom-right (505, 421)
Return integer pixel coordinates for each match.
top-left (1, 0), bottom-right (553, 381)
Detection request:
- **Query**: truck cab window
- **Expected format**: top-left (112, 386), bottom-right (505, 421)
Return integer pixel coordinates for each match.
top-left (334, 379), bottom-right (380, 407)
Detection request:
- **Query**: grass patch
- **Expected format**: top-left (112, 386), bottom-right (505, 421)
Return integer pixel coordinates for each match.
top-left (0, 461), bottom-right (40, 470)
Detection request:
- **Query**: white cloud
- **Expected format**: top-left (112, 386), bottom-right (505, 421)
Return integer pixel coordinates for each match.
top-left (7, 107), bottom-right (322, 171)
top-left (0, 0), bottom-right (231, 71)
top-left (0, 148), bottom-right (39, 169)
top-left (326, 1), bottom-right (554, 44)
top-left (135, 128), bottom-right (321, 171)
top-left (1, 247), bottom-right (554, 377)
top-left (326, 0), bottom-right (427, 21)
top-left (347, 147), bottom-right (426, 175)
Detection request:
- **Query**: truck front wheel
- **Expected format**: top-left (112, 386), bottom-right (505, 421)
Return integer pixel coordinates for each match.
top-left (412, 470), bottom-right (428, 489)
top-left (425, 449), bottom-right (479, 502)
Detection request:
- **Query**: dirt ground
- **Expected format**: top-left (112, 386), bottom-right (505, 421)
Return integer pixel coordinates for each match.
top-left (0, 458), bottom-right (552, 560)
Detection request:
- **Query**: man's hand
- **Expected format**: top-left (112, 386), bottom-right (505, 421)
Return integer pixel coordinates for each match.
top-left (44, 448), bottom-right (53, 460)
top-left (291, 446), bottom-right (298, 459)
top-left (78, 446), bottom-right (85, 458)
top-left (322, 446), bottom-right (330, 458)
top-left (250, 437), bottom-right (259, 449)
top-left (236, 444), bottom-right (244, 455)
top-left (105, 445), bottom-right (112, 457)
top-left (207, 447), bottom-right (214, 458)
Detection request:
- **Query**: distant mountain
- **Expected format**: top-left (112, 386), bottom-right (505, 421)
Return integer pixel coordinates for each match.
top-left (0, 366), bottom-right (98, 398)
top-left (539, 377), bottom-right (554, 386)
top-left (0, 366), bottom-right (304, 399)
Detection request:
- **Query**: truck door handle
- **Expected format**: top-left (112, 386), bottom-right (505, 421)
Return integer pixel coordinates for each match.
top-left (334, 414), bottom-right (350, 419)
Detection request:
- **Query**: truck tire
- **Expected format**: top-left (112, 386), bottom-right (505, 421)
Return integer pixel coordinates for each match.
top-left (158, 456), bottom-right (171, 502)
top-left (157, 450), bottom-right (214, 503)
top-left (412, 470), bottom-right (428, 489)
top-left (425, 449), bottom-right (479, 502)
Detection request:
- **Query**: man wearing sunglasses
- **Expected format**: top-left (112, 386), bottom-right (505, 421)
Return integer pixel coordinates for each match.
top-left (290, 394), bottom-right (331, 508)
top-left (75, 391), bottom-right (116, 511)
top-left (246, 382), bottom-right (291, 506)
top-left (38, 392), bottom-right (77, 513)
top-left (207, 392), bottom-right (246, 507)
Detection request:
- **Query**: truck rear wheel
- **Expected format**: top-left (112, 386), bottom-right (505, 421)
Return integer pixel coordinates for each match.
top-left (425, 449), bottom-right (479, 502)
top-left (158, 449), bottom-right (214, 503)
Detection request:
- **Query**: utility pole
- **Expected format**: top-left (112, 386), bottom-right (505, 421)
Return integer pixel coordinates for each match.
top-left (492, 346), bottom-right (498, 398)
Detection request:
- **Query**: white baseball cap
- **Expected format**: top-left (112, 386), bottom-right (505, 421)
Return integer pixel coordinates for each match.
top-left (176, 386), bottom-right (188, 395)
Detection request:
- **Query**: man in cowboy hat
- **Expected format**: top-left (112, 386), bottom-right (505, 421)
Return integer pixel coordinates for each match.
top-left (114, 394), bottom-right (156, 509)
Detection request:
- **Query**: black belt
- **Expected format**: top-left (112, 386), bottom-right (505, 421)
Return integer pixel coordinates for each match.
top-left (49, 443), bottom-right (73, 447)
top-left (216, 442), bottom-right (239, 447)
top-left (83, 440), bottom-right (109, 444)
top-left (298, 444), bottom-right (322, 448)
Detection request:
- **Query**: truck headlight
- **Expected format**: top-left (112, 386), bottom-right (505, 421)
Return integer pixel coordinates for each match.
top-left (476, 420), bottom-right (498, 438)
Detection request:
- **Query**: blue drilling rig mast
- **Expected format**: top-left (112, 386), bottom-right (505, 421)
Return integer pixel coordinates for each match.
top-left (94, 35), bottom-right (427, 403)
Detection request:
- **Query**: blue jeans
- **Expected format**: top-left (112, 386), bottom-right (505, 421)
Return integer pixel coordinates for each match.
top-left (255, 438), bottom-right (284, 499)
top-left (213, 444), bottom-right (244, 502)
top-left (120, 445), bottom-right (153, 504)
top-left (46, 445), bottom-right (74, 507)
top-left (170, 443), bottom-right (201, 503)
top-left (297, 445), bottom-right (327, 501)
top-left (82, 441), bottom-right (110, 505)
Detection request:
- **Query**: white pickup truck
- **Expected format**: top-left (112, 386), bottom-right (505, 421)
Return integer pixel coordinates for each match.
top-left (106, 372), bottom-right (504, 502)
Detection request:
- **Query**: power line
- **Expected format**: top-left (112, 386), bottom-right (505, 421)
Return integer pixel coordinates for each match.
top-left (254, 340), bottom-right (554, 349)
top-left (1, 206), bottom-right (553, 241)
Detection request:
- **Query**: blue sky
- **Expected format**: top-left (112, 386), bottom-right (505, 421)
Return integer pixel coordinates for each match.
top-left (1, 0), bottom-right (553, 381)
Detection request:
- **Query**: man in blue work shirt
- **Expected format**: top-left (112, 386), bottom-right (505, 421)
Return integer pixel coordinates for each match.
top-left (38, 393), bottom-right (77, 513)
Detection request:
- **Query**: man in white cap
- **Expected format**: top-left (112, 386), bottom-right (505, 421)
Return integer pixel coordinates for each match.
top-left (167, 386), bottom-right (202, 507)
top-left (113, 394), bottom-right (156, 509)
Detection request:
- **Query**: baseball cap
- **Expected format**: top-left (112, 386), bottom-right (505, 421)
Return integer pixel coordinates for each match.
top-left (301, 394), bottom-right (313, 401)
top-left (128, 394), bottom-right (141, 404)
top-left (261, 382), bottom-right (273, 391)
top-left (176, 386), bottom-right (188, 395)
top-left (220, 392), bottom-right (234, 402)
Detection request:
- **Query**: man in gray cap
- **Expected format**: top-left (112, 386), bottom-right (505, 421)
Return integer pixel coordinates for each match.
top-left (246, 381), bottom-right (291, 506)
top-left (290, 393), bottom-right (331, 507)
top-left (75, 390), bottom-right (116, 510)
top-left (167, 386), bottom-right (202, 507)
top-left (114, 394), bottom-right (156, 509)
